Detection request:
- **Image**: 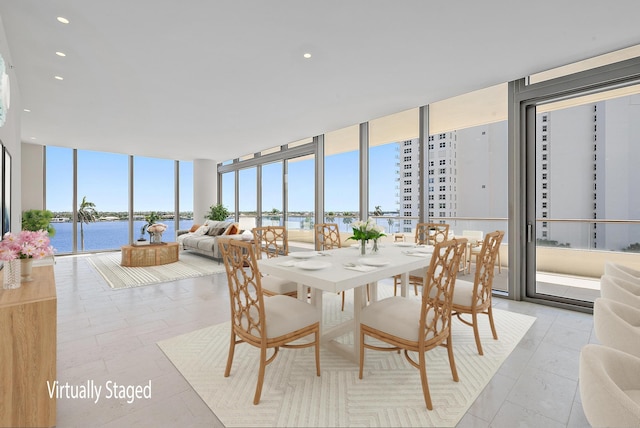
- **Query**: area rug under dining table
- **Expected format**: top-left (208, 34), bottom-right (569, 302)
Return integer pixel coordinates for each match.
top-left (157, 285), bottom-right (536, 427)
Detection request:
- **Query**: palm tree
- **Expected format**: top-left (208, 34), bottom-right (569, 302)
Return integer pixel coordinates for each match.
top-left (342, 212), bottom-right (354, 227)
top-left (373, 205), bottom-right (383, 217)
top-left (78, 196), bottom-right (98, 251)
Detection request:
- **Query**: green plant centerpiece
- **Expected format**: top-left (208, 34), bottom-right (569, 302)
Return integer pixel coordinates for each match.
top-left (139, 211), bottom-right (161, 241)
top-left (205, 204), bottom-right (230, 221)
top-left (347, 218), bottom-right (386, 255)
top-left (21, 209), bottom-right (56, 237)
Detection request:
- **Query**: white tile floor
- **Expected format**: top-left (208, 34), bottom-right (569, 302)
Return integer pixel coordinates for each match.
top-left (50, 253), bottom-right (594, 427)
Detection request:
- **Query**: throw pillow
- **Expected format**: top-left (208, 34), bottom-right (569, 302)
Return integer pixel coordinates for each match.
top-left (225, 224), bottom-right (239, 235)
top-left (208, 226), bottom-right (227, 236)
top-left (193, 225), bottom-right (208, 236)
top-left (189, 224), bottom-right (201, 233)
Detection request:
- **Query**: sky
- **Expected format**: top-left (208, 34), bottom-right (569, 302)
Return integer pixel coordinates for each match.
top-left (45, 143), bottom-right (399, 214)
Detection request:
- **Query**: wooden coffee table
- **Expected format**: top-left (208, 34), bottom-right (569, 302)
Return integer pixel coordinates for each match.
top-left (121, 242), bottom-right (179, 267)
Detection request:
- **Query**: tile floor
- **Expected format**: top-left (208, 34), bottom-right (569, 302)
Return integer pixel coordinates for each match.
top-left (50, 253), bottom-right (594, 427)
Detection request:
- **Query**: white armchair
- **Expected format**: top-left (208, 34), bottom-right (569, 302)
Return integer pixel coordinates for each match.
top-left (593, 298), bottom-right (640, 358)
top-left (579, 344), bottom-right (640, 427)
top-left (600, 274), bottom-right (640, 308)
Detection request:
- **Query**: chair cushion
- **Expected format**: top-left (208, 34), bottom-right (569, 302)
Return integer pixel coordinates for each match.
top-left (361, 297), bottom-right (430, 342)
top-left (263, 295), bottom-right (319, 339)
top-left (452, 279), bottom-right (475, 307)
top-left (594, 298), bottom-right (640, 358)
top-left (261, 275), bottom-right (297, 295)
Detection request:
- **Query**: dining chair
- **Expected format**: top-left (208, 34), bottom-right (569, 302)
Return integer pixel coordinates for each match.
top-left (461, 230), bottom-right (483, 273)
top-left (579, 344), bottom-right (640, 427)
top-left (465, 231), bottom-right (502, 275)
top-left (359, 238), bottom-right (468, 410)
top-left (315, 223), bottom-right (367, 310)
top-left (219, 239), bottom-right (320, 405)
top-left (447, 230), bottom-right (504, 355)
top-left (250, 226), bottom-right (297, 297)
top-left (314, 223), bottom-right (342, 251)
top-left (393, 222), bottom-right (451, 296)
top-left (593, 297), bottom-right (640, 358)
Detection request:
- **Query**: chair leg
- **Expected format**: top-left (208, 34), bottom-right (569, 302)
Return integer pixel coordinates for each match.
top-left (359, 330), bottom-right (366, 379)
top-left (497, 251), bottom-right (502, 273)
top-left (341, 291), bottom-right (346, 311)
top-left (253, 346), bottom-right (268, 405)
top-left (418, 350), bottom-right (433, 410)
top-left (488, 305), bottom-right (499, 340)
top-left (472, 312), bottom-right (483, 356)
top-left (393, 276), bottom-right (399, 296)
top-left (224, 331), bottom-right (236, 377)
top-left (446, 335), bottom-right (459, 382)
top-left (314, 329), bottom-right (321, 376)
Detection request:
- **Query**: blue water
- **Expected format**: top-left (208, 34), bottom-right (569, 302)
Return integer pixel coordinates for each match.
top-left (50, 220), bottom-right (193, 253)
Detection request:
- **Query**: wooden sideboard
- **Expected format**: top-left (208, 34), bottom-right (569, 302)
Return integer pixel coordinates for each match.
top-left (121, 242), bottom-right (179, 267)
top-left (0, 265), bottom-right (56, 428)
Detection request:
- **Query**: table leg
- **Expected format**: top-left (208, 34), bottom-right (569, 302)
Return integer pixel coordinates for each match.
top-left (400, 272), bottom-right (409, 297)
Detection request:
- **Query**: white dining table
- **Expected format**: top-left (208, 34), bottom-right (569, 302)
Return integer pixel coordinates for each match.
top-left (257, 244), bottom-right (433, 363)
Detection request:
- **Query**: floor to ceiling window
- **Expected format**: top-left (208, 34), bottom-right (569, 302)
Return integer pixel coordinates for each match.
top-left (179, 160), bottom-right (194, 227)
top-left (77, 150), bottom-right (129, 251)
top-left (133, 156), bottom-right (175, 241)
top-left (518, 52), bottom-right (640, 310)
top-left (220, 170), bottom-right (236, 221)
top-left (261, 161), bottom-right (283, 226)
top-left (286, 154), bottom-right (315, 247)
top-left (369, 108), bottom-right (419, 238)
top-left (324, 125), bottom-right (359, 237)
top-left (46, 146), bottom-right (74, 253)
top-left (238, 167), bottom-right (257, 231)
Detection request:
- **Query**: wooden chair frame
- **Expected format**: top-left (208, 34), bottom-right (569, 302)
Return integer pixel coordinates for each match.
top-left (360, 238), bottom-right (468, 410)
top-left (393, 222), bottom-right (451, 296)
top-left (451, 230), bottom-right (504, 355)
top-left (220, 239), bottom-right (320, 404)
top-left (252, 226), bottom-right (289, 259)
top-left (314, 223), bottom-right (342, 251)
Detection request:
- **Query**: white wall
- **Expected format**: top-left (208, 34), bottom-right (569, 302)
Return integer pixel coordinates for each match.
top-left (0, 15), bottom-right (22, 233)
top-left (193, 159), bottom-right (218, 223)
top-left (21, 142), bottom-right (43, 210)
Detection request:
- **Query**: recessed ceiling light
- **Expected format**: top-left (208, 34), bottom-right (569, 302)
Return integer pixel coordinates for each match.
top-left (303, 53), bottom-right (312, 59)
top-left (23, 109), bottom-right (31, 112)
top-left (54, 76), bottom-right (64, 80)
top-left (57, 17), bottom-right (70, 24)
top-left (55, 51), bottom-right (66, 57)
top-left (30, 137), bottom-right (37, 140)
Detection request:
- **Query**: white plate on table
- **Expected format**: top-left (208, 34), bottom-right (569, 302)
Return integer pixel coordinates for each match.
top-left (414, 245), bottom-right (435, 253)
top-left (357, 258), bottom-right (390, 267)
top-left (296, 261), bottom-right (331, 270)
top-left (290, 251), bottom-right (318, 259)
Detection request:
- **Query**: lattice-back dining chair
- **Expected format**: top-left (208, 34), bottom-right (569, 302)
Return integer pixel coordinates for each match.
top-left (315, 223), bottom-right (368, 310)
top-left (416, 223), bottom-right (449, 246)
top-left (219, 239), bottom-right (320, 405)
top-left (447, 230), bottom-right (504, 355)
top-left (359, 238), bottom-right (468, 410)
top-left (314, 223), bottom-right (342, 251)
top-left (250, 226), bottom-right (297, 297)
top-left (466, 230), bottom-right (502, 275)
top-left (393, 222), bottom-right (451, 296)
top-left (253, 226), bottom-right (289, 259)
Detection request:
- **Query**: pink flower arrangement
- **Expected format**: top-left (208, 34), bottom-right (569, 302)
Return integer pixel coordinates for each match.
top-left (0, 230), bottom-right (55, 261)
top-left (147, 223), bottom-right (167, 234)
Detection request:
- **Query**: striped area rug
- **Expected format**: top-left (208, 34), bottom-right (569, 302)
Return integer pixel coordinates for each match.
top-left (158, 285), bottom-right (536, 427)
top-left (87, 251), bottom-right (226, 289)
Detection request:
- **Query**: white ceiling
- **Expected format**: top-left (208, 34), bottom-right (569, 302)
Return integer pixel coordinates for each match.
top-left (1, 1), bottom-right (640, 161)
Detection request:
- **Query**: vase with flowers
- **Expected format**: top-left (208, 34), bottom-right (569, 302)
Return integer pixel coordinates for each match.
top-left (0, 230), bottom-right (55, 288)
top-left (347, 218), bottom-right (386, 255)
top-left (147, 223), bottom-right (167, 244)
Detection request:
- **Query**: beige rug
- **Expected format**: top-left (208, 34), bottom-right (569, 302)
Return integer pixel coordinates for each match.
top-left (158, 286), bottom-right (535, 427)
top-left (87, 251), bottom-right (226, 289)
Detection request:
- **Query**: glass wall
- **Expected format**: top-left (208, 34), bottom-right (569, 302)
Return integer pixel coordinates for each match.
top-left (46, 146), bottom-right (74, 253)
top-left (77, 150), bottom-right (128, 251)
top-left (287, 155), bottom-right (315, 248)
top-left (179, 160), bottom-right (194, 227)
top-left (133, 157), bottom-right (176, 242)
top-left (261, 161), bottom-right (283, 226)
top-left (221, 171), bottom-right (236, 220)
top-left (430, 84), bottom-right (509, 290)
top-left (324, 125), bottom-right (359, 237)
top-left (369, 108), bottom-right (419, 239)
top-left (238, 167), bottom-right (257, 231)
